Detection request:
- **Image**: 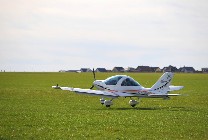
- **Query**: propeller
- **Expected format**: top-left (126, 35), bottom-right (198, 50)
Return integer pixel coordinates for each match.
top-left (90, 68), bottom-right (96, 89)
top-left (92, 68), bottom-right (96, 81)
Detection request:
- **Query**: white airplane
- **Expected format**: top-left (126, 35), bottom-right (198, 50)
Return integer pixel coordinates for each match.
top-left (52, 71), bottom-right (184, 107)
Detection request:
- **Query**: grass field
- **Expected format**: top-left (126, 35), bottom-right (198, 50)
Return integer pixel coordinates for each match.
top-left (0, 72), bottom-right (208, 139)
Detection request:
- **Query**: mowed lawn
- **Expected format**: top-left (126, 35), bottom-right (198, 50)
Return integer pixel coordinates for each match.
top-left (0, 72), bottom-right (207, 139)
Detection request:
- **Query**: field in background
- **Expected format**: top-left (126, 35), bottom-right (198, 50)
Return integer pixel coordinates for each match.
top-left (0, 72), bottom-right (207, 139)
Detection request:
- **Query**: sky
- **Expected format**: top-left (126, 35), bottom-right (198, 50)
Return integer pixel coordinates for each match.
top-left (0, 0), bottom-right (208, 72)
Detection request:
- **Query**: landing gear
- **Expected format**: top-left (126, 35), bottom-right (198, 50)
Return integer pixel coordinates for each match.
top-left (163, 96), bottom-right (170, 100)
top-left (100, 98), bottom-right (105, 105)
top-left (104, 100), bottom-right (113, 107)
top-left (99, 98), bottom-right (140, 108)
top-left (129, 99), bottom-right (139, 107)
top-left (100, 98), bottom-right (113, 107)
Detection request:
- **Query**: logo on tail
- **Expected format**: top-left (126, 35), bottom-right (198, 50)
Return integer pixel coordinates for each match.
top-left (151, 72), bottom-right (174, 94)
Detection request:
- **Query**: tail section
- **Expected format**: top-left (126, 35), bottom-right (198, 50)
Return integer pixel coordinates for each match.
top-left (151, 72), bottom-right (174, 94)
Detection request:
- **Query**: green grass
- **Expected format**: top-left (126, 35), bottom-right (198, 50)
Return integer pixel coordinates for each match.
top-left (0, 72), bottom-right (207, 139)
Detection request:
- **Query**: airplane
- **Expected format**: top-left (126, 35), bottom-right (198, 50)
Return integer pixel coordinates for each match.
top-left (52, 70), bottom-right (184, 107)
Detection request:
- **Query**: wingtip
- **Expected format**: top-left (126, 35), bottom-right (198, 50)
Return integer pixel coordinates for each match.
top-left (60, 87), bottom-right (74, 91)
top-left (52, 86), bottom-right (61, 89)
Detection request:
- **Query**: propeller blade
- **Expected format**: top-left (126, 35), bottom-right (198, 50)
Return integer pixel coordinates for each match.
top-left (93, 68), bottom-right (96, 80)
top-left (90, 68), bottom-right (96, 89)
top-left (90, 85), bottom-right (94, 89)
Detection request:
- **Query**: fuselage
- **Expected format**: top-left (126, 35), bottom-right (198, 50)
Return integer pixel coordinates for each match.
top-left (93, 75), bottom-right (150, 95)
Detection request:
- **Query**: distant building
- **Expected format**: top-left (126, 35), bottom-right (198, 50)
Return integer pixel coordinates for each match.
top-left (96, 68), bottom-right (107, 72)
top-left (151, 67), bottom-right (161, 72)
top-left (163, 65), bottom-right (178, 72)
top-left (80, 68), bottom-right (92, 72)
top-left (112, 67), bottom-right (125, 72)
top-left (59, 69), bottom-right (80, 72)
top-left (202, 68), bottom-right (208, 73)
top-left (66, 70), bottom-right (79, 72)
top-left (59, 70), bottom-right (66, 72)
top-left (126, 67), bottom-right (136, 72)
top-left (136, 66), bottom-right (153, 72)
top-left (178, 66), bottom-right (195, 73)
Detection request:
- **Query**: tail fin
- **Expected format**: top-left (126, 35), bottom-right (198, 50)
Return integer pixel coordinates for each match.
top-left (151, 72), bottom-right (174, 94)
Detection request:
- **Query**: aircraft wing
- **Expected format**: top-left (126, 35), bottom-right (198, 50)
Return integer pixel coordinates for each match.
top-left (60, 87), bottom-right (120, 98)
top-left (52, 86), bottom-right (136, 98)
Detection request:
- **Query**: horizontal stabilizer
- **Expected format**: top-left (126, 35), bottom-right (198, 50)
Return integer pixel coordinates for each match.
top-left (149, 94), bottom-right (181, 97)
top-left (169, 86), bottom-right (184, 91)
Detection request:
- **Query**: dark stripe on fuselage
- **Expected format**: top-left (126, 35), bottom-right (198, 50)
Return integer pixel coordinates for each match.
top-left (74, 91), bottom-right (118, 97)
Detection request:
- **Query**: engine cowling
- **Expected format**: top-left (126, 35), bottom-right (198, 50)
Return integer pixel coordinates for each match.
top-left (129, 100), bottom-right (138, 107)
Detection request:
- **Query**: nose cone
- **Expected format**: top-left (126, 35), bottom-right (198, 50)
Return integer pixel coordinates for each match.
top-left (93, 80), bottom-right (105, 90)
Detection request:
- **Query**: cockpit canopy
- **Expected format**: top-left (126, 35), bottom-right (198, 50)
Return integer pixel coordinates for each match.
top-left (104, 76), bottom-right (123, 85)
top-left (104, 75), bottom-right (140, 86)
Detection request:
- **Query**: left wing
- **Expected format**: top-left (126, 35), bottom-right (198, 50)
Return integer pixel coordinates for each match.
top-left (64, 87), bottom-right (119, 98)
top-left (52, 86), bottom-right (137, 98)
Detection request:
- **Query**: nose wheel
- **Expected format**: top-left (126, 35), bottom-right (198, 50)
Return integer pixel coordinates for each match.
top-left (129, 99), bottom-right (139, 107)
top-left (100, 98), bottom-right (105, 105)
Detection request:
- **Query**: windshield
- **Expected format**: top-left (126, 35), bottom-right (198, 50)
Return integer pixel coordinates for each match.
top-left (104, 76), bottom-right (123, 85)
top-left (121, 78), bottom-right (140, 86)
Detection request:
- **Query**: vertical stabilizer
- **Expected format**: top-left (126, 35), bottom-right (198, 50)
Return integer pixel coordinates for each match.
top-left (151, 72), bottom-right (174, 94)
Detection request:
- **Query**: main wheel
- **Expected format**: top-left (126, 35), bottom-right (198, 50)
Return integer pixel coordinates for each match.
top-left (104, 100), bottom-right (113, 107)
top-left (131, 104), bottom-right (136, 107)
top-left (129, 99), bottom-right (138, 107)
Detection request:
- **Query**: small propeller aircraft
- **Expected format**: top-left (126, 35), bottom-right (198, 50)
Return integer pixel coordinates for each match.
top-left (52, 69), bottom-right (184, 107)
